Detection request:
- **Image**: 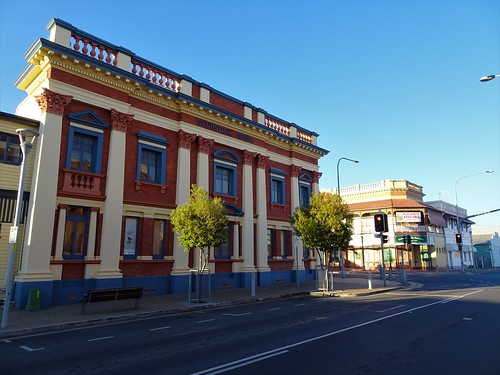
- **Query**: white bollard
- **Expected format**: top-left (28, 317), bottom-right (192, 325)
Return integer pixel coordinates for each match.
top-left (368, 269), bottom-right (372, 290)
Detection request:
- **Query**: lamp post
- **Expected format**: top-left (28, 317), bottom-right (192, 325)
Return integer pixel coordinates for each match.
top-left (1, 129), bottom-right (39, 328)
top-left (454, 170), bottom-right (494, 273)
top-left (480, 74), bottom-right (499, 82)
top-left (336, 157), bottom-right (359, 278)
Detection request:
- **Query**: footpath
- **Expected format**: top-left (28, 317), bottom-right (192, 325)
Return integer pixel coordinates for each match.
top-left (0, 273), bottom-right (401, 339)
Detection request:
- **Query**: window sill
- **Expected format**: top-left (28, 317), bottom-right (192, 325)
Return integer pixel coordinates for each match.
top-left (270, 203), bottom-right (287, 211)
top-left (135, 180), bottom-right (167, 194)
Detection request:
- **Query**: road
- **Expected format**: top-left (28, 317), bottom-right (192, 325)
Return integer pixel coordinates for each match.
top-left (2, 271), bottom-right (499, 374)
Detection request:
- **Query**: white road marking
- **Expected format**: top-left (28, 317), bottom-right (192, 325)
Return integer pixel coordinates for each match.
top-left (222, 312), bottom-right (252, 317)
top-left (20, 345), bottom-right (44, 352)
top-left (192, 350), bottom-right (289, 375)
top-left (376, 305), bottom-right (405, 313)
top-left (267, 307), bottom-right (281, 311)
top-left (463, 317), bottom-right (473, 321)
top-left (197, 319), bottom-right (216, 324)
top-left (2, 339), bottom-right (12, 343)
top-left (88, 336), bottom-right (114, 342)
top-left (193, 289), bottom-right (485, 374)
top-left (149, 326), bottom-right (171, 331)
top-left (294, 303), bottom-right (306, 307)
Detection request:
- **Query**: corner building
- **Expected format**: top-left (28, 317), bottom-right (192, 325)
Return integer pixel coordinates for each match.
top-left (11, 19), bottom-right (328, 308)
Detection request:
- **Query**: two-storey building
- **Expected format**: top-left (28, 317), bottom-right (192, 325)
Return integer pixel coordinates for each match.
top-left (7, 19), bottom-right (327, 309)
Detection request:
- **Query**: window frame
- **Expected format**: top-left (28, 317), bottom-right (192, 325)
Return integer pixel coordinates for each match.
top-left (214, 225), bottom-right (232, 259)
top-left (0, 131), bottom-right (22, 165)
top-left (270, 168), bottom-right (286, 205)
top-left (212, 150), bottom-right (239, 197)
top-left (152, 219), bottom-right (167, 259)
top-left (66, 126), bottom-right (104, 173)
top-left (136, 132), bottom-right (168, 185)
top-left (62, 207), bottom-right (89, 259)
top-left (124, 217), bottom-right (139, 259)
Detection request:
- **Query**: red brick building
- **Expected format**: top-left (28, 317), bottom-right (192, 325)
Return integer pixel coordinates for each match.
top-left (8, 19), bottom-right (328, 308)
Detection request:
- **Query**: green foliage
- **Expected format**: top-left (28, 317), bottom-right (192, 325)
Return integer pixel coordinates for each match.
top-left (171, 185), bottom-right (229, 268)
top-left (290, 191), bottom-right (354, 266)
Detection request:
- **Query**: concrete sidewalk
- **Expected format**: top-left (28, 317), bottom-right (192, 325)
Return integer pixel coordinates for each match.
top-left (0, 274), bottom-right (401, 339)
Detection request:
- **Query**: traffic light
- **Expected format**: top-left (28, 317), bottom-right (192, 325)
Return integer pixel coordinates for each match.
top-left (382, 235), bottom-right (388, 243)
top-left (455, 233), bottom-right (462, 244)
top-left (374, 213), bottom-right (388, 232)
top-left (406, 234), bottom-right (412, 245)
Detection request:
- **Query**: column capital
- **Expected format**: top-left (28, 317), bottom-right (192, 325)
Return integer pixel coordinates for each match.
top-left (198, 135), bottom-right (214, 154)
top-left (313, 171), bottom-right (322, 183)
top-left (243, 150), bottom-right (257, 165)
top-left (257, 154), bottom-right (270, 169)
top-left (110, 109), bottom-right (134, 132)
top-left (178, 130), bottom-right (197, 149)
top-left (36, 88), bottom-right (72, 116)
top-left (90, 207), bottom-right (100, 213)
top-left (57, 204), bottom-right (69, 210)
top-left (291, 164), bottom-right (302, 177)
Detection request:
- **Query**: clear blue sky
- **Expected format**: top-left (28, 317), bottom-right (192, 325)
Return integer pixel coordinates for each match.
top-left (1, 0), bottom-right (499, 226)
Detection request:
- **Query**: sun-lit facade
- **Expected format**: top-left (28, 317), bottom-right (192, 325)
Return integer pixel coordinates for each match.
top-left (6, 19), bottom-right (328, 308)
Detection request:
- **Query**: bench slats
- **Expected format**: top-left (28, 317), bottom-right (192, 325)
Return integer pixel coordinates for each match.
top-left (81, 286), bottom-right (144, 314)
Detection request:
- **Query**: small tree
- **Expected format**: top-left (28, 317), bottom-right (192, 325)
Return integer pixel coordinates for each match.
top-left (290, 191), bottom-right (353, 290)
top-left (171, 185), bottom-right (229, 301)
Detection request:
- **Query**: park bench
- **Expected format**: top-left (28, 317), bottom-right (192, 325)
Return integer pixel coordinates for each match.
top-left (81, 286), bottom-right (144, 315)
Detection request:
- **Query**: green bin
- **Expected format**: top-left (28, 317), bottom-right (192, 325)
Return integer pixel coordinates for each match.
top-left (25, 289), bottom-right (42, 312)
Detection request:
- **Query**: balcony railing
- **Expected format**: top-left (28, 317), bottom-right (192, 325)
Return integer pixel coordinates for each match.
top-left (61, 169), bottom-right (104, 196)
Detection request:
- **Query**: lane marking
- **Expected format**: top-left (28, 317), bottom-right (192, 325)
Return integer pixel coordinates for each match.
top-left (267, 307), bottom-right (281, 311)
top-left (463, 317), bottom-right (473, 321)
top-left (149, 326), bottom-right (171, 331)
top-left (294, 303), bottom-right (306, 307)
top-left (197, 319), bottom-right (216, 324)
top-left (88, 336), bottom-right (114, 342)
top-left (388, 292), bottom-right (459, 298)
top-left (222, 312), bottom-right (251, 317)
top-left (376, 305), bottom-right (405, 313)
top-left (20, 345), bottom-right (44, 352)
top-left (192, 350), bottom-right (289, 375)
top-left (194, 289), bottom-right (484, 374)
top-left (2, 339), bottom-right (12, 343)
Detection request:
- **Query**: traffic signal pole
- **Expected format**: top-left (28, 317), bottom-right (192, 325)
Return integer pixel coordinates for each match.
top-left (380, 232), bottom-right (386, 287)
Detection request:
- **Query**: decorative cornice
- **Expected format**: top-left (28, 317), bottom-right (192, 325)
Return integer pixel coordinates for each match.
top-left (291, 164), bottom-right (302, 177)
top-left (243, 150), bottom-right (257, 165)
top-left (178, 130), bottom-right (196, 149)
top-left (110, 109), bottom-right (134, 132)
top-left (198, 136), bottom-right (214, 154)
top-left (36, 88), bottom-right (72, 116)
top-left (257, 154), bottom-right (270, 169)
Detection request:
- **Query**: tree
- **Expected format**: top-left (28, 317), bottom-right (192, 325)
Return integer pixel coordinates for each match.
top-left (171, 185), bottom-right (229, 302)
top-left (171, 185), bottom-right (229, 271)
top-left (290, 191), bottom-right (354, 290)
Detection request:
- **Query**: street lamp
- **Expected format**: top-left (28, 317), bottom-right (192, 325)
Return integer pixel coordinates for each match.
top-left (454, 170), bottom-right (494, 273)
top-left (1, 129), bottom-right (39, 328)
top-left (336, 157), bottom-right (359, 278)
top-left (479, 74), bottom-right (499, 82)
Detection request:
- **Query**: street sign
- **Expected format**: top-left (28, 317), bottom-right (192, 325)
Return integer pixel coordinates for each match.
top-left (9, 226), bottom-right (18, 244)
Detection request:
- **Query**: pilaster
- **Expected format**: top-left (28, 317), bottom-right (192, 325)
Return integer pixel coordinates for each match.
top-left (241, 150), bottom-right (256, 271)
top-left (256, 154), bottom-right (270, 271)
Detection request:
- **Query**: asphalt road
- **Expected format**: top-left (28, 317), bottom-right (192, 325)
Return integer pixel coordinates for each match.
top-left (2, 271), bottom-right (499, 375)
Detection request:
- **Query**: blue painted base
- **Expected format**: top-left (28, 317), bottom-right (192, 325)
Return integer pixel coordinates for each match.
top-left (13, 280), bottom-right (54, 310)
top-left (13, 269), bottom-right (312, 308)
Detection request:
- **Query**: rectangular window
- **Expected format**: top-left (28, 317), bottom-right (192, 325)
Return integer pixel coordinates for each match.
top-left (137, 143), bottom-right (166, 184)
top-left (299, 184), bottom-right (311, 208)
top-left (214, 164), bottom-right (236, 195)
top-left (140, 149), bottom-right (160, 182)
top-left (271, 176), bottom-right (285, 204)
top-left (124, 217), bottom-right (138, 258)
top-left (267, 229), bottom-right (274, 258)
top-left (280, 230), bottom-right (288, 259)
top-left (66, 127), bottom-right (103, 173)
top-left (153, 219), bottom-right (166, 259)
top-left (63, 206), bottom-right (88, 259)
top-left (214, 225), bottom-right (231, 259)
top-left (0, 131), bottom-right (21, 165)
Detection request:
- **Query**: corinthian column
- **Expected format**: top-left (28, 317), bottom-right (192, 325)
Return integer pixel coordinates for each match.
top-left (256, 154), bottom-right (270, 272)
top-left (241, 150), bottom-right (256, 272)
top-left (95, 109), bottom-right (133, 284)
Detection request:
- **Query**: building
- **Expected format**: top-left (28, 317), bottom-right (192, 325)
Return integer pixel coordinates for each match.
top-left (472, 230), bottom-right (500, 269)
top-left (0, 112), bottom-right (40, 290)
top-left (323, 179), bottom-right (473, 271)
top-left (5, 19), bottom-right (328, 309)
